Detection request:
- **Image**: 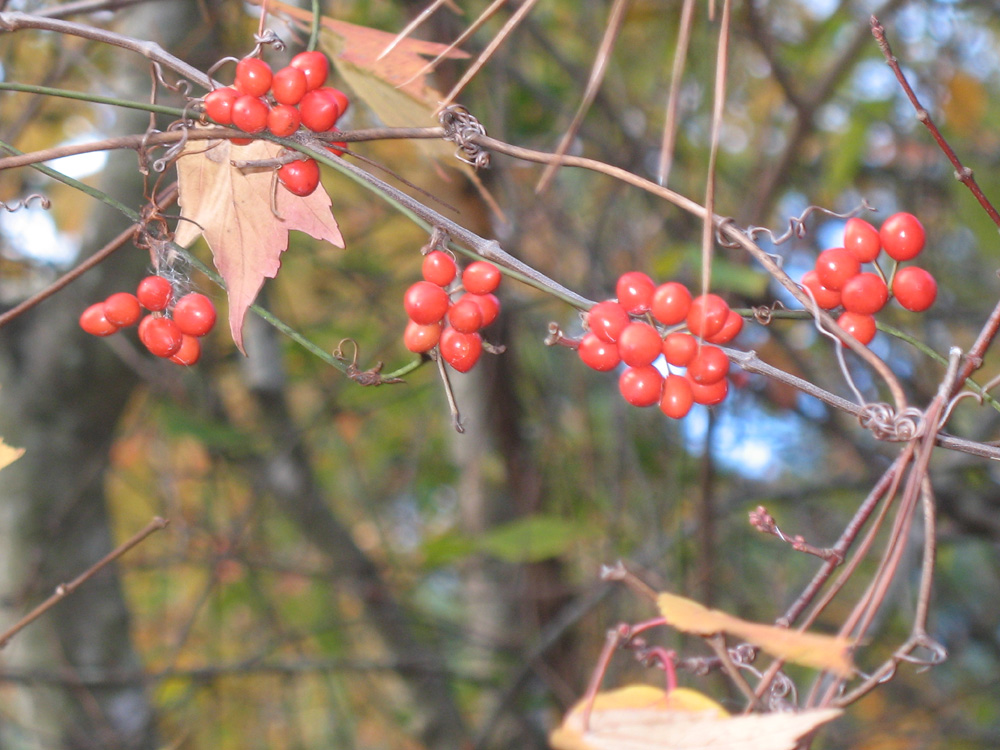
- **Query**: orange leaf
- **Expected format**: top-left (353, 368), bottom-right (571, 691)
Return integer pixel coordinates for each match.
top-left (174, 136), bottom-right (344, 353)
top-left (656, 591), bottom-right (854, 677)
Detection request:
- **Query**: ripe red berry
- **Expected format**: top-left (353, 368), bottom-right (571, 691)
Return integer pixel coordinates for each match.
top-left (448, 297), bottom-right (484, 333)
top-left (663, 332), bottom-right (698, 367)
top-left (837, 311), bottom-right (877, 345)
top-left (323, 87), bottom-right (350, 118)
top-left (705, 310), bottom-right (743, 345)
top-left (880, 212), bottom-right (925, 261)
top-left (686, 294), bottom-right (729, 339)
top-left (235, 57), bottom-right (273, 98)
top-left (689, 375), bottom-right (728, 406)
top-left (140, 316), bottom-right (183, 357)
top-left (800, 269), bottom-right (841, 310)
top-left (587, 300), bottom-right (630, 344)
top-left (326, 128), bottom-right (348, 157)
top-left (270, 65), bottom-right (308, 106)
top-left (815, 247), bottom-right (861, 291)
top-left (172, 293), bottom-right (217, 337)
top-left (439, 328), bottom-right (482, 372)
top-left (619, 365), bottom-right (664, 407)
top-left (892, 265), bottom-right (937, 312)
top-left (465, 293), bottom-right (500, 327)
top-left (840, 272), bottom-right (888, 315)
top-left (660, 374), bottom-right (694, 419)
top-left (617, 321), bottom-right (664, 367)
top-left (578, 333), bottom-right (620, 371)
top-left (137, 275), bottom-right (173, 311)
top-left (844, 218), bottom-right (881, 263)
top-left (299, 89), bottom-right (342, 132)
top-left (267, 104), bottom-right (301, 137)
top-left (687, 345), bottom-right (729, 385)
top-left (462, 261), bottom-right (501, 295)
top-left (278, 158), bottom-right (321, 197)
top-left (79, 303), bottom-right (118, 336)
top-left (104, 292), bottom-right (142, 327)
top-left (616, 271), bottom-right (656, 315)
top-left (231, 95), bottom-right (269, 133)
top-left (422, 251), bottom-right (457, 286)
top-left (651, 281), bottom-right (692, 325)
top-left (403, 320), bottom-right (442, 353)
top-left (290, 51), bottom-right (329, 91)
top-left (203, 87), bottom-right (240, 125)
top-left (404, 281), bottom-right (450, 325)
top-left (169, 334), bottom-right (202, 366)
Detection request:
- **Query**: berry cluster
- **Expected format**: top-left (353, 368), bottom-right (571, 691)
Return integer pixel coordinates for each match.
top-left (800, 212), bottom-right (937, 345)
top-left (79, 275), bottom-right (217, 365)
top-left (578, 272), bottom-right (743, 420)
top-left (403, 253), bottom-right (501, 372)
top-left (202, 51), bottom-right (349, 197)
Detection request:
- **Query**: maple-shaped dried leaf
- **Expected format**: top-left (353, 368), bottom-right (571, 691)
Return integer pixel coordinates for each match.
top-left (174, 136), bottom-right (344, 353)
top-left (656, 591), bottom-right (854, 678)
top-left (550, 684), bottom-right (842, 750)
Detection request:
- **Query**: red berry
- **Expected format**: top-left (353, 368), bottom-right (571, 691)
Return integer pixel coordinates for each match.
top-left (140, 316), bottom-right (183, 357)
top-left (103, 292), bottom-right (142, 327)
top-left (686, 294), bottom-right (729, 339)
top-left (687, 345), bottom-right (729, 385)
top-left (651, 281), bottom-right (691, 325)
top-left (289, 51), bottom-right (329, 91)
top-left (439, 328), bottom-right (482, 372)
top-left (616, 271), bottom-right (656, 315)
top-left (892, 266), bottom-right (937, 312)
top-left (299, 89), bottom-right (342, 132)
top-left (403, 320), bottom-right (442, 353)
top-left (689, 375), bottom-right (728, 406)
top-left (404, 281), bottom-right (450, 325)
top-left (465, 293), bottom-right (500, 327)
top-left (448, 297), bottom-right (484, 333)
top-left (587, 300), bottom-right (630, 344)
top-left (705, 310), bottom-right (743, 344)
top-left (278, 158), bottom-right (321, 197)
top-left (462, 261), bottom-right (501, 295)
top-left (660, 374), bottom-right (694, 419)
top-left (326, 128), bottom-right (348, 157)
top-left (172, 293), bottom-right (217, 337)
top-left (323, 87), bottom-right (350, 118)
top-left (203, 87), bottom-right (240, 125)
top-left (619, 365), bottom-right (664, 407)
top-left (617, 321), bottom-right (664, 367)
top-left (137, 275), bottom-right (172, 311)
top-left (270, 65), bottom-right (308, 106)
top-left (79, 303), bottom-right (118, 336)
top-left (800, 269), bottom-right (841, 310)
top-left (663, 332), bottom-right (698, 367)
top-left (578, 333), bottom-right (620, 372)
top-left (880, 212), bottom-right (925, 261)
top-left (235, 57), bottom-right (273, 98)
top-left (169, 334), bottom-right (201, 366)
top-left (267, 104), bottom-right (301, 137)
top-left (231, 95), bottom-right (269, 133)
top-left (844, 218), bottom-right (881, 263)
top-left (815, 247), bottom-right (861, 291)
top-left (841, 272), bottom-right (888, 315)
top-left (837, 311), bottom-right (877, 345)
top-left (422, 251), bottom-right (457, 286)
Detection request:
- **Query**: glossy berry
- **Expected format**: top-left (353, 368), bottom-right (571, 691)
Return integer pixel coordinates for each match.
top-left (172, 293), bottom-right (217, 337)
top-left (326, 129), bottom-right (348, 157)
top-left (651, 281), bottom-right (691, 325)
top-left (663, 332), bottom-right (698, 367)
top-left (892, 266), bottom-right (937, 312)
top-left (880, 212), bottom-right (925, 261)
top-left (439, 328), bottom-right (482, 372)
top-left (403, 320), bottom-right (442, 353)
top-left (689, 375), bottom-right (728, 406)
top-left (299, 89), bottom-right (341, 133)
top-left (465, 293), bottom-right (500, 327)
top-left (705, 310), bottom-right (744, 345)
top-left (290, 51), bottom-right (329, 91)
top-left (137, 275), bottom-right (173, 311)
top-left (801, 269), bottom-right (841, 310)
top-left (140, 316), bottom-right (183, 357)
top-left (687, 345), bottom-right (729, 385)
top-left (815, 247), bottom-right (861, 291)
top-left (841, 272), bottom-right (888, 315)
top-left (278, 158), bottom-right (321, 197)
top-left (203, 87), bottom-right (240, 125)
top-left (619, 365), bottom-right (664, 407)
top-left (169, 334), bottom-right (201, 366)
top-left (617, 321), bottom-right (664, 367)
top-left (231, 95), bottom-right (269, 133)
top-left (686, 294), bottom-right (729, 339)
top-left (324, 87), bottom-right (350, 118)
top-left (271, 66), bottom-right (308, 106)
top-left (422, 251), bottom-right (457, 286)
top-left (235, 57), bottom-right (273, 98)
top-left (616, 271), bottom-right (656, 315)
top-left (104, 292), bottom-right (142, 327)
top-left (844, 218), bottom-right (881, 263)
top-left (448, 297), bottom-right (484, 333)
top-left (267, 104), bottom-right (301, 137)
top-left (837, 311), bottom-right (877, 345)
top-left (462, 261), bottom-right (501, 295)
top-left (587, 300), bottom-right (630, 344)
top-left (404, 281), bottom-right (450, 325)
top-left (79, 303), bottom-right (118, 336)
top-left (660, 374), bottom-right (694, 419)
top-left (578, 333), bottom-right (620, 372)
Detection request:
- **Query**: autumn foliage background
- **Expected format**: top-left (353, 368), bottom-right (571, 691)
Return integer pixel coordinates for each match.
top-left (2, 1), bottom-right (1000, 749)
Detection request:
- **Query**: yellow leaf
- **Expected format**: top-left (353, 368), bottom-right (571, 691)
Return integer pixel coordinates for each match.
top-left (0, 437), bottom-right (24, 473)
